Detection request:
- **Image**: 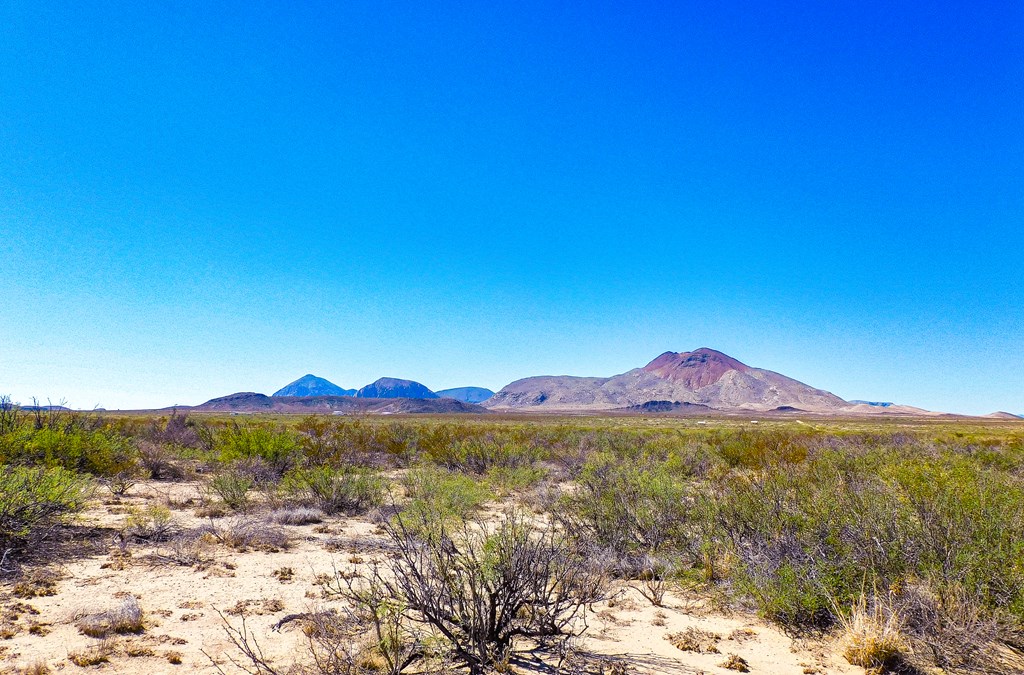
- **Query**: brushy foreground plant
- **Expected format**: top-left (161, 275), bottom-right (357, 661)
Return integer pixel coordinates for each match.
top-left (381, 509), bottom-right (609, 674)
top-left (0, 465), bottom-right (91, 568)
top-left (218, 509), bottom-right (609, 675)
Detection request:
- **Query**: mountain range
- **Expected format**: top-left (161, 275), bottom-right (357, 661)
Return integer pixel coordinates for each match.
top-left (270, 376), bottom-right (495, 405)
top-left (178, 348), bottom-right (1020, 417)
top-left (193, 392), bottom-right (485, 414)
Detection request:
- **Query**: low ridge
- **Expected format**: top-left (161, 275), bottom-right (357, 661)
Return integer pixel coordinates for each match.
top-left (435, 387), bottom-right (495, 404)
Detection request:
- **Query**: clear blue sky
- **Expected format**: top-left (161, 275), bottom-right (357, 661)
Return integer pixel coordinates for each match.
top-left (1, 1), bottom-right (1021, 414)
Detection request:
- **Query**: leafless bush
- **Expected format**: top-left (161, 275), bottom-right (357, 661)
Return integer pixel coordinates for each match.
top-left (149, 409), bottom-right (204, 449)
top-left (381, 509), bottom-right (610, 674)
top-left (636, 553), bottom-right (677, 607)
top-left (217, 510), bottom-right (610, 675)
top-left (0, 394), bottom-right (22, 434)
top-left (312, 563), bottom-right (424, 675)
top-left (106, 470), bottom-right (140, 496)
top-left (138, 440), bottom-right (188, 481)
top-left (145, 533), bottom-right (214, 568)
top-left (206, 612), bottom-right (282, 675)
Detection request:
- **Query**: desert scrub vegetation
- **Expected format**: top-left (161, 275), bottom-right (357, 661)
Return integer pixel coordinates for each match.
top-left (1, 397), bottom-right (1023, 671)
top-left (0, 465), bottom-right (91, 567)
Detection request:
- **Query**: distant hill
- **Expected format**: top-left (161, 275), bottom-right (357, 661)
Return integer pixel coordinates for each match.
top-left (435, 387), bottom-right (494, 404)
top-left (356, 378), bottom-right (437, 399)
top-left (622, 400), bottom-right (713, 414)
top-left (986, 411), bottom-right (1023, 420)
top-left (189, 392), bottom-right (485, 414)
top-left (273, 374), bottom-right (355, 397)
top-left (486, 348), bottom-right (850, 413)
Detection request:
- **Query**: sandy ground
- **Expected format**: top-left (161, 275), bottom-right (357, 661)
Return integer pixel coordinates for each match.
top-left (0, 481), bottom-right (861, 674)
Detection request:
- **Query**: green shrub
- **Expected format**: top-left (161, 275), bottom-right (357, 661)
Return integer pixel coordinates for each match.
top-left (886, 458), bottom-right (1024, 615)
top-left (423, 438), bottom-right (540, 474)
top-left (281, 465), bottom-right (385, 515)
top-left (713, 456), bottom-right (913, 628)
top-left (561, 452), bottom-right (696, 560)
top-left (122, 505), bottom-right (175, 541)
top-left (486, 464), bottom-right (547, 495)
top-left (215, 423), bottom-right (298, 474)
top-left (2, 427), bottom-right (139, 477)
top-left (208, 471), bottom-right (254, 512)
top-left (0, 465), bottom-right (91, 556)
top-left (401, 465), bottom-right (490, 527)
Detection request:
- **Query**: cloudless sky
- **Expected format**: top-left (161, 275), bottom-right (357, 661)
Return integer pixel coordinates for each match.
top-left (1, 1), bottom-right (1022, 414)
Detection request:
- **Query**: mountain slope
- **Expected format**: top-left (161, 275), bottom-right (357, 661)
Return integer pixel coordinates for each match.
top-left (273, 374), bottom-right (355, 397)
top-left (356, 378), bottom-right (437, 399)
top-left (190, 392), bottom-right (484, 414)
top-left (485, 348), bottom-right (850, 412)
top-left (435, 387), bottom-right (495, 404)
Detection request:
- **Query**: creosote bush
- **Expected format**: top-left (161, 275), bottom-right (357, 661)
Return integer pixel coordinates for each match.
top-left (280, 465), bottom-right (385, 515)
top-left (400, 465), bottom-right (490, 529)
top-left (0, 465), bottom-right (91, 565)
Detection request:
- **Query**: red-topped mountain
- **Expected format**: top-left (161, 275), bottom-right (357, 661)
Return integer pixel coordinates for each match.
top-left (484, 348), bottom-right (851, 412)
top-left (643, 349), bottom-right (751, 389)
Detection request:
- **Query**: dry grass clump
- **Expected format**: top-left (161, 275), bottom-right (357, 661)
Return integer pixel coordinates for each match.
top-left (893, 582), bottom-right (1024, 674)
top-left (225, 598), bottom-right (285, 616)
top-left (76, 596), bottom-right (144, 637)
top-left (719, 653), bottom-right (750, 671)
top-left (125, 643), bottom-right (155, 657)
top-left (68, 639), bottom-right (114, 666)
top-left (267, 506), bottom-right (324, 525)
top-left (666, 626), bottom-right (721, 653)
top-left (838, 593), bottom-right (907, 672)
top-left (12, 569), bottom-right (60, 599)
top-left (16, 660), bottom-right (50, 675)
